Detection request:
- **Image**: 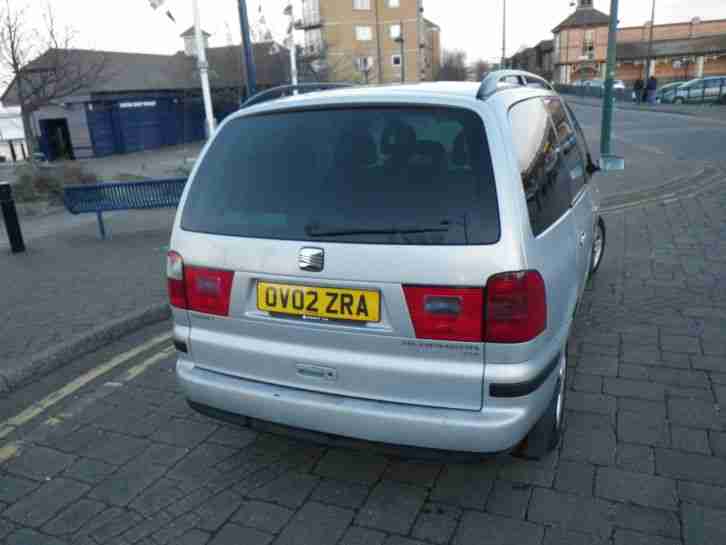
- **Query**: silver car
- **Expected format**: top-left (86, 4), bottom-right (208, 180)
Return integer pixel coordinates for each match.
top-left (168, 70), bottom-right (606, 459)
top-left (671, 76), bottom-right (726, 104)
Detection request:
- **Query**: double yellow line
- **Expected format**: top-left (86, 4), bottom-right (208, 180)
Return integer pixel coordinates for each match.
top-left (0, 333), bottom-right (174, 463)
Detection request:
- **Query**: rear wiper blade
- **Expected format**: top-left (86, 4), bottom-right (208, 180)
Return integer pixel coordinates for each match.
top-left (305, 224), bottom-right (450, 237)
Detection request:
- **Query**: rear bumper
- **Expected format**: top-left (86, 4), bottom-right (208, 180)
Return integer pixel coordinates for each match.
top-left (176, 357), bottom-right (559, 453)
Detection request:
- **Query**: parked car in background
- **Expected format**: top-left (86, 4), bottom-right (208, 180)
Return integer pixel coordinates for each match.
top-left (574, 79), bottom-right (623, 92)
top-left (656, 81), bottom-right (686, 103)
top-left (668, 76), bottom-right (726, 104)
top-left (169, 71), bottom-right (608, 459)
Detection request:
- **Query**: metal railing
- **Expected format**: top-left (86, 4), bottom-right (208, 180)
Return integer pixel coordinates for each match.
top-left (556, 81), bottom-right (726, 106)
top-left (555, 84), bottom-right (630, 102)
top-left (477, 70), bottom-right (554, 100)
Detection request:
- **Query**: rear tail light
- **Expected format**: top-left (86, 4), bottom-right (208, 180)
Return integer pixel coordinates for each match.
top-left (166, 251), bottom-right (234, 316)
top-left (403, 286), bottom-right (484, 342)
top-left (485, 271), bottom-right (546, 343)
top-left (403, 271), bottom-right (546, 344)
top-left (167, 251), bottom-right (187, 309)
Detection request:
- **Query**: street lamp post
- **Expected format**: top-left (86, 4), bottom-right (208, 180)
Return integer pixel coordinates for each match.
top-left (192, 0), bottom-right (216, 138)
top-left (600, 0), bottom-right (620, 163)
top-left (284, 4), bottom-right (298, 86)
top-left (501, 0), bottom-right (507, 69)
top-left (644, 0), bottom-right (656, 79)
top-left (238, 0), bottom-right (258, 98)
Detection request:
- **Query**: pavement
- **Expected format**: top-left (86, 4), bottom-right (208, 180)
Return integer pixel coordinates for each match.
top-left (0, 164), bottom-right (725, 544)
top-left (0, 208), bottom-right (176, 391)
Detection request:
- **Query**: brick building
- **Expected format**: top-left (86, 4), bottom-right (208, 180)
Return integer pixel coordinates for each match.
top-left (510, 0), bottom-right (726, 85)
top-left (508, 40), bottom-right (554, 82)
top-left (297, 0), bottom-right (441, 84)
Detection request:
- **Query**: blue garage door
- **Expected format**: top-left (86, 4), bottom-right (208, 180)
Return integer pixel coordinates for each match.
top-left (87, 103), bottom-right (117, 157)
top-left (118, 100), bottom-right (162, 153)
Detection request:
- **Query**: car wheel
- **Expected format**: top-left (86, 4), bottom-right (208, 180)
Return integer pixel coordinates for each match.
top-left (590, 217), bottom-right (606, 276)
top-left (514, 351), bottom-right (567, 460)
top-left (674, 97), bottom-right (685, 105)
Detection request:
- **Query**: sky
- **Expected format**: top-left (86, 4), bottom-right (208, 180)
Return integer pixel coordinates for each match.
top-left (5, 0), bottom-right (726, 67)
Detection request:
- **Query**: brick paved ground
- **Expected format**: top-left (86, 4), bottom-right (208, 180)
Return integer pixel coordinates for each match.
top-left (1, 182), bottom-right (726, 544)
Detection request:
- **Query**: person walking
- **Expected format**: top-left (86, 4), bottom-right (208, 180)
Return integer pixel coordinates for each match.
top-left (646, 75), bottom-right (658, 105)
top-left (633, 78), bottom-right (644, 104)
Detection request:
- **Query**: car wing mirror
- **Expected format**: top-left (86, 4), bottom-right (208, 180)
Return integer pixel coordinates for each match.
top-left (586, 161), bottom-right (600, 176)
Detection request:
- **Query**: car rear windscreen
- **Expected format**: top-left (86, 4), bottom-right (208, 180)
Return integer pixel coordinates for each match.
top-left (181, 106), bottom-right (500, 245)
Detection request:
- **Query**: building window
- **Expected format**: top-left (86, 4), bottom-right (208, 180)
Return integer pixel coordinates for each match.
top-left (387, 0), bottom-right (400, 6)
top-left (392, 54), bottom-right (402, 66)
top-left (390, 24), bottom-right (401, 40)
top-left (355, 26), bottom-right (373, 41)
top-left (353, 0), bottom-right (371, 10)
top-left (583, 29), bottom-right (594, 58)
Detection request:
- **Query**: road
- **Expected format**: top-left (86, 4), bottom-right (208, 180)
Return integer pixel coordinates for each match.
top-left (1, 106), bottom-right (726, 545)
top-left (568, 100), bottom-right (726, 199)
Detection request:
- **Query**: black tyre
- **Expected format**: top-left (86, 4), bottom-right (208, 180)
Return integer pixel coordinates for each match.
top-left (674, 97), bottom-right (685, 105)
top-left (515, 352), bottom-right (566, 460)
top-left (590, 217), bottom-right (606, 276)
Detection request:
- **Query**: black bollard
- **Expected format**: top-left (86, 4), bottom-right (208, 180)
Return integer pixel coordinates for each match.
top-left (0, 182), bottom-right (26, 253)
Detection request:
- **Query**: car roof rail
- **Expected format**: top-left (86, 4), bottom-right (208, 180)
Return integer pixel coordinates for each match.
top-left (243, 83), bottom-right (356, 108)
top-left (477, 70), bottom-right (554, 100)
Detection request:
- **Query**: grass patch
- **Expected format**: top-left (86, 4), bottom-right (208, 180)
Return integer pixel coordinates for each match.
top-left (14, 163), bottom-right (99, 203)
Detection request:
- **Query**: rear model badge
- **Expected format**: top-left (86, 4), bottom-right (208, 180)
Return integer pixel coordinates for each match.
top-left (299, 247), bottom-right (324, 272)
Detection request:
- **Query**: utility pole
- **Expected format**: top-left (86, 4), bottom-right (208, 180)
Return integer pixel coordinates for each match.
top-left (238, 0), bottom-right (258, 97)
top-left (501, 0), bottom-right (507, 68)
top-left (396, 21), bottom-right (405, 83)
top-left (600, 0), bottom-right (620, 163)
top-left (192, 0), bottom-right (216, 137)
top-left (644, 0), bottom-right (656, 79)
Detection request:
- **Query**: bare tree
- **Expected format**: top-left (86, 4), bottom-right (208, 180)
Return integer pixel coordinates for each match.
top-left (0, 1), bottom-right (108, 157)
top-left (437, 49), bottom-right (468, 82)
top-left (296, 42), bottom-right (366, 84)
top-left (472, 59), bottom-right (491, 82)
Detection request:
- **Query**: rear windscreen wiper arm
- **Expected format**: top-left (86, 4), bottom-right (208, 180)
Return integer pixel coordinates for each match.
top-left (305, 224), bottom-right (450, 237)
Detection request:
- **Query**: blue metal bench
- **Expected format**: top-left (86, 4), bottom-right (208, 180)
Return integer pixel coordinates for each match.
top-left (63, 178), bottom-right (187, 239)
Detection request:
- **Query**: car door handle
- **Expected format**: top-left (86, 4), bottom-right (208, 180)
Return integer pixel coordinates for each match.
top-left (579, 231), bottom-right (587, 246)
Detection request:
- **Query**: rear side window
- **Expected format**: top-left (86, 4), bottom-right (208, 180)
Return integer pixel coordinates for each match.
top-left (181, 107), bottom-right (500, 245)
top-left (545, 97), bottom-right (586, 196)
top-left (509, 98), bottom-right (572, 237)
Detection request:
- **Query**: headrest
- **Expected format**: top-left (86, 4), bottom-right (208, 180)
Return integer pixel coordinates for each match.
top-left (381, 122), bottom-right (416, 156)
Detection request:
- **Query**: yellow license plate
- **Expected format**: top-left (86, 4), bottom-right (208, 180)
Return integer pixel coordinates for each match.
top-left (257, 282), bottom-right (380, 322)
